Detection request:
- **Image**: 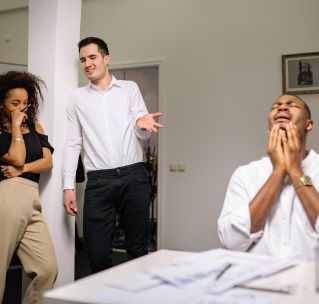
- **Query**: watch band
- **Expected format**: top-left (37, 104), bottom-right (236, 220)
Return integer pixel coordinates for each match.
top-left (293, 175), bottom-right (313, 190)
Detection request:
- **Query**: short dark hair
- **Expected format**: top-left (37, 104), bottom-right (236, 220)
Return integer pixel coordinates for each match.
top-left (303, 100), bottom-right (312, 119)
top-left (0, 71), bottom-right (45, 130)
top-left (78, 37), bottom-right (109, 56)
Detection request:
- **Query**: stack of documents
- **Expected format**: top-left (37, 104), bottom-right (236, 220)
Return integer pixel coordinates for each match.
top-left (146, 249), bottom-right (298, 294)
top-left (87, 249), bottom-right (299, 304)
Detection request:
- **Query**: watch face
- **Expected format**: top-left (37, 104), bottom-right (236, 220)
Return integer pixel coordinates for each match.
top-left (302, 176), bottom-right (312, 186)
top-left (294, 175), bottom-right (313, 189)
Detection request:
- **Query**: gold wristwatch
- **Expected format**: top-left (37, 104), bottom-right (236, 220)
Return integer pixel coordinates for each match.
top-left (293, 175), bottom-right (313, 190)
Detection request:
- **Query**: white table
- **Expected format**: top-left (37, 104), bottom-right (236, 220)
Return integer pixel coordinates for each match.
top-left (43, 249), bottom-right (319, 304)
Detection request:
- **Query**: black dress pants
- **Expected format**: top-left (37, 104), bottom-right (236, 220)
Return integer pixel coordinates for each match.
top-left (83, 162), bottom-right (151, 273)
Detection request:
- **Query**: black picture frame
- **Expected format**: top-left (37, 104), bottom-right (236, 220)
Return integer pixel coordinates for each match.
top-left (282, 52), bottom-right (319, 95)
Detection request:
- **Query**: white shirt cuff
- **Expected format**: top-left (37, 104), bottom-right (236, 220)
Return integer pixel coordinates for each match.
top-left (135, 126), bottom-right (151, 138)
top-left (230, 204), bottom-right (263, 239)
top-left (63, 177), bottom-right (75, 191)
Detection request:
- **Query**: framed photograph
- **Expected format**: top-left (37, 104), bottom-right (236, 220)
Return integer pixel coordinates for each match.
top-left (282, 52), bottom-right (319, 94)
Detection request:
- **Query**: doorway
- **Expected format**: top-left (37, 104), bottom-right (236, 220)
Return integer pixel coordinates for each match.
top-left (75, 65), bottom-right (160, 279)
top-left (111, 66), bottom-right (159, 253)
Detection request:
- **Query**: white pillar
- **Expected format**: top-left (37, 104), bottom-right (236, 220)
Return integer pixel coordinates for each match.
top-left (28, 0), bottom-right (81, 286)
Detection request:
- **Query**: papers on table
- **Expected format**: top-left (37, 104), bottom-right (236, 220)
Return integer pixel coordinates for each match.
top-left (187, 287), bottom-right (277, 304)
top-left (147, 249), bottom-right (298, 293)
top-left (86, 249), bottom-right (298, 304)
top-left (103, 272), bottom-right (162, 292)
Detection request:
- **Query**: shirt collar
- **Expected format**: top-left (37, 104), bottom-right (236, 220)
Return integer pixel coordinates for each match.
top-left (87, 75), bottom-right (122, 92)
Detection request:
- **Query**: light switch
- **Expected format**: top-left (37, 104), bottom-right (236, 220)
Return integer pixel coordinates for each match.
top-left (169, 163), bottom-right (178, 171)
top-left (177, 163), bottom-right (186, 172)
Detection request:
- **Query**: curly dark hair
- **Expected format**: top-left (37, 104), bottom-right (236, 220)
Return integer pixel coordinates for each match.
top-left (0, 71), bottom-right (46, 130)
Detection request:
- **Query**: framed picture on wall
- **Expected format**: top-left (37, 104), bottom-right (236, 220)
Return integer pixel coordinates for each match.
top-left (282, 52), bottom-right (319, 94)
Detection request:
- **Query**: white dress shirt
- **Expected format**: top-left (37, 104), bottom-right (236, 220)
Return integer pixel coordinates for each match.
top-left (218, 149), bottom-right (319, 261)
top-left (62, 76), bottom-right (150, 190)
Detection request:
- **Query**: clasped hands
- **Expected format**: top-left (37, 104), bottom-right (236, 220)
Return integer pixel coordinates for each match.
top-left (136, 112), bottom-right (163, 133)
top-left (267, 123), bottom-right (303, 178)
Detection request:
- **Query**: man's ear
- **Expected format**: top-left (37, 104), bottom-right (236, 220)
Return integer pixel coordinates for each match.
top-left (104, 55), bottom-right (111, 65)
top-left (306, 119), bottom-right (313, 132)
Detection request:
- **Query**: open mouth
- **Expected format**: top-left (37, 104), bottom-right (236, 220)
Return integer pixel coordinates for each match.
top-left (274, 113), bottom-right (291, 123)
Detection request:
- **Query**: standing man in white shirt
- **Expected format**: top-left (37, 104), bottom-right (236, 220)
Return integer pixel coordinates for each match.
top-left (62, 37), bottom-right (163, 272)
top-left (218, 94), bottom-right (319, 260)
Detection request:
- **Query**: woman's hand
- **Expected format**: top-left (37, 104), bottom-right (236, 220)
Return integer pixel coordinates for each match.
top-left (11, 110), bottom-right (27, 128)
top-left (0, 165), bottom-right (24, 178)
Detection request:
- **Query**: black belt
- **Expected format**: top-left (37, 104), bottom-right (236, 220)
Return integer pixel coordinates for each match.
top-left (87, 162), bottom-right (145, 179)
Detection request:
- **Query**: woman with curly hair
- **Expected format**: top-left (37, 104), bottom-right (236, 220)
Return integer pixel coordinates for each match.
top-left (0, 71), bottom-right (57, 304)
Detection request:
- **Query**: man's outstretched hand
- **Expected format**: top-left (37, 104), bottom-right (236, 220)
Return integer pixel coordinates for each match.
top-left (136, 112), bottom-right (163, 132)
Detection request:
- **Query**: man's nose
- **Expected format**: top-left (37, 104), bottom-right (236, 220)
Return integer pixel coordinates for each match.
top-left (278, 104), bottom-right (288, 111)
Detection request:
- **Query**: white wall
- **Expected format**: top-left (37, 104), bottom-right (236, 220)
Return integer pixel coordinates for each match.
top-left (1, 0), bottom-right (319, 252)
top-left (80, 0), bottom-right (319, 251)
top-left (28, 0), bottom-right (81, 286)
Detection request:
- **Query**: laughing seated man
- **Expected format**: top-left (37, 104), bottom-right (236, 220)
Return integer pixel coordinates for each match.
top-left (218, 94), bottom-right (319, 260)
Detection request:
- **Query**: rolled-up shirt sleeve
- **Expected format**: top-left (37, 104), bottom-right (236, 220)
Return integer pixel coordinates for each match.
top-left (218, 168), bottom-right (263, 251)
top-left (62, 93), bottom-right (83, 190)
